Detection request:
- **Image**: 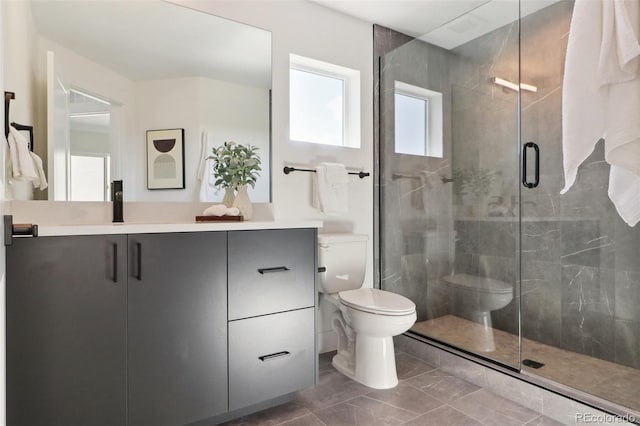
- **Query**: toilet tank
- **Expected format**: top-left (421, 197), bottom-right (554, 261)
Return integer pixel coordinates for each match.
top-left (317, 233), bottom-right (368, 294)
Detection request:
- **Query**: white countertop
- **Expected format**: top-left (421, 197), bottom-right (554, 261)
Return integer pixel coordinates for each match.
top-left (33, 219), bottom-right (323, 237)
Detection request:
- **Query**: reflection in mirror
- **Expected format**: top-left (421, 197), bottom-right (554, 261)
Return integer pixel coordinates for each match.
top-left (69, 90), bottom-right (112, 201)
top-left (4, 0), bottom-right (272, 202)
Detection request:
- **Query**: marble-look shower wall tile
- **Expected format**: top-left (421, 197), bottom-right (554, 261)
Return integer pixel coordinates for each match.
top-left (477, 254), bottom-right (517, 284)
top-left (560, 265), bottom-right (616, 361)
top-left (561, 265), bottom-right (615, 317)
top-left (560, 220), bottom-right (614, 269)
top-left (454, 221), bottom-right (479, 255)
top-left (614, 220), bottom-right (640, 273)
top-left (476, 221), bottom-right (517, 258)
top-left (614, 270), bottom-right (640, 321)
top-left (613, 319), bottom-right (640, 369)
top-left (520, 261), bottom-right (562, 346)
top-left (561, 310), bottom-right (615, 362)
top-left (521, 221), bottom-right (561, 263)
top-left (453, 253), bottom-right (478, 276)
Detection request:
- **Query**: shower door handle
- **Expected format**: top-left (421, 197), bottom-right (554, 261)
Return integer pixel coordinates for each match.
top-left (522, 141), bottom-right (540, 188)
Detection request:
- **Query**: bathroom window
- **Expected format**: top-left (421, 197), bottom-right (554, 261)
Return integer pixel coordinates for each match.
top-left (394, 81), bottom-right (443, 158)
top-left (289, 54), bottom-right (361, 148)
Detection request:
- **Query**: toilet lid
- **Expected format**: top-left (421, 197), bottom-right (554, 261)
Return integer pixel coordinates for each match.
top-left (442, 274), bottom-right (512, 295)
top-left (338, 288), bottom-right (416, 316)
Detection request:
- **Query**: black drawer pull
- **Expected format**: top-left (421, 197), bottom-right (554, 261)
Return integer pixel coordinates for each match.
top-left (257, 266), bottom-right (290, 274)
top-left (318, 266), bottom-right (327, 273)
top-left (112, 243), bottom-right (118, 283)
top-left (258, 351), bottom-right (291, 362)
top-left (135, 242), bottom-right (142, 281)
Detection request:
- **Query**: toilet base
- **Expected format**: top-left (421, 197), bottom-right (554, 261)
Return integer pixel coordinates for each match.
top-left (469, 310), bottom-right (496, 352)
top-left (332, 335), bottom-right (399, 389)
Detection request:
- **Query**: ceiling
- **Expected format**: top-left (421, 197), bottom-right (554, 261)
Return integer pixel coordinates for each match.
top-left (312, 0), bottom-right (561, 49)
top-left (312, 0), bottom-right (491, 39)
top-left (29, 1), bottom-right (272, 88)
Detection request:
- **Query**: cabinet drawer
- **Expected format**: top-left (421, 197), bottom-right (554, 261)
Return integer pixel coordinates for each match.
top-left (229, 308), bottom-right (315, 411)
top-left (228, 229), bottom-right (315, 320)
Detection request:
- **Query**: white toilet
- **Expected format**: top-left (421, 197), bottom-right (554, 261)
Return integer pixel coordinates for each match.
top-left (318, 233), bottom-right (416, 389)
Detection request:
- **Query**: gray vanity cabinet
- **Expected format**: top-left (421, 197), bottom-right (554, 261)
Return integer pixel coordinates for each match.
top-left (6, 235), bottom-right (128, 426)
top-left (127, 232), bottom-right (228, 426)
top-left (6, 227), bottom-right (317, 425)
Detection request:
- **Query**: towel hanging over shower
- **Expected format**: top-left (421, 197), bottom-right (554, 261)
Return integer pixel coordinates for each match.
top-left (562, 0), bottom-right (640, 226)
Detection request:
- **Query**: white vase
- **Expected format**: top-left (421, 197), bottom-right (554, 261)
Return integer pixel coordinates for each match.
top-left (232, 185), bottom-right (252, 220)
top-left (222, 188), bottom-right (235, 208)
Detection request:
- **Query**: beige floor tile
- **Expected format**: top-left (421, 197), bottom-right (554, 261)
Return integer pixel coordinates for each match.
top-left (450, 389), bottom-right (539, 425)
top-left (366, 382), bottom-right (444, 415)
top-left (402, 405), bottom-right (482, 426)
top-left (314, 395), bottom-right (418, 425)
top-left (405, 369), bottom-right (481, 403)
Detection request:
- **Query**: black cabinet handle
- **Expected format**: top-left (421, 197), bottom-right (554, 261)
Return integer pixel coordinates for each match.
top-left (257, 266), bottom-right (290, 274)
top-left (135, 242), bottom-right (142, 281)
top-left (318, 266), bottom-right (327, 273)
top-left (112, 243), bottom-right (118, 283)
top-left (522, 141), bottom-right (540, 188)
top-left (258, 351), bottom-right (290, 362)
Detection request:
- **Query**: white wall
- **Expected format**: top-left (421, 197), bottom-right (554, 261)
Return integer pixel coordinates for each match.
top-left (3, 0), bottom-right (37, 127)
top-left (174, 0), bottom-right (374, 352)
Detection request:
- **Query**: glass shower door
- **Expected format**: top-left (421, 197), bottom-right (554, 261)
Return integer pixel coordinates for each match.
top-left (379, 1), bottom-right (522, 369)
top-left (520, 0), bottom-right (640, 413)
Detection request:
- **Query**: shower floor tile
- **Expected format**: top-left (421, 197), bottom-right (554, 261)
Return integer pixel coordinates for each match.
top-left (223, 351), bottom-right (559, 426)
top-left (412, 315), bottom-right (640, 412)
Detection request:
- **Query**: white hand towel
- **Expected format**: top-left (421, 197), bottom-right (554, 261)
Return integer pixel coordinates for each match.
top-left (561, 0), bottom-right (640, 226)
top-left (202, 205), bottom-right (241, 217)
top-left (7, 132), bottom-right (20, 178)
top-left (203, 204), bottom-right (228, 217)
top-left (29, 151), bottom-right (48, 190)
top-left (314, 162), bottom-right (349, 215)
top-left (609, 166), bottom-right (640, 226)
top-left (561, 0), bottom-right (607, 194)
top-left (598, 0), bottom-right (640, 84)
top-left (601, 0), bottom-right (640, 226)
top-left (8, 127), bottom-right (37, 181)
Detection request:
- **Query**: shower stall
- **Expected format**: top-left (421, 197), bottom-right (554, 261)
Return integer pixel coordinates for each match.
top-left (377, 0), bottom-right (640, 417)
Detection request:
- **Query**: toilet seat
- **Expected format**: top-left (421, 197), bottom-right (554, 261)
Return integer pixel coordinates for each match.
top-left (338, 288), bottom-right (416, 316)
top-left (442, 274), bottom-right (512, 294)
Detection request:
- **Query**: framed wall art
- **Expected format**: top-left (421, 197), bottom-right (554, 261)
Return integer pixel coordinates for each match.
top-left (146, 128), bottom-right (185, 189)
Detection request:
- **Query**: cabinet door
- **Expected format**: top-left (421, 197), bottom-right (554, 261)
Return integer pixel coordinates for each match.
top-left (229, 308), bottom-right (315, 410)
top-left (228, 229), bottom-right (316, 320)
top-left (6, 235), bottom-right (127, 426)
top-left (128, 232), bottom-right (227, 426)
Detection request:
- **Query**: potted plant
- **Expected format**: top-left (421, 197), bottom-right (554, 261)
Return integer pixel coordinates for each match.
top-left (209, 141), bottom-right (262, 219)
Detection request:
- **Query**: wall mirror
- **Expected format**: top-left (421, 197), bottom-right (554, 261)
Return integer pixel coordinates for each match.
top-left (4, 0), bottom-right (272, 203)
